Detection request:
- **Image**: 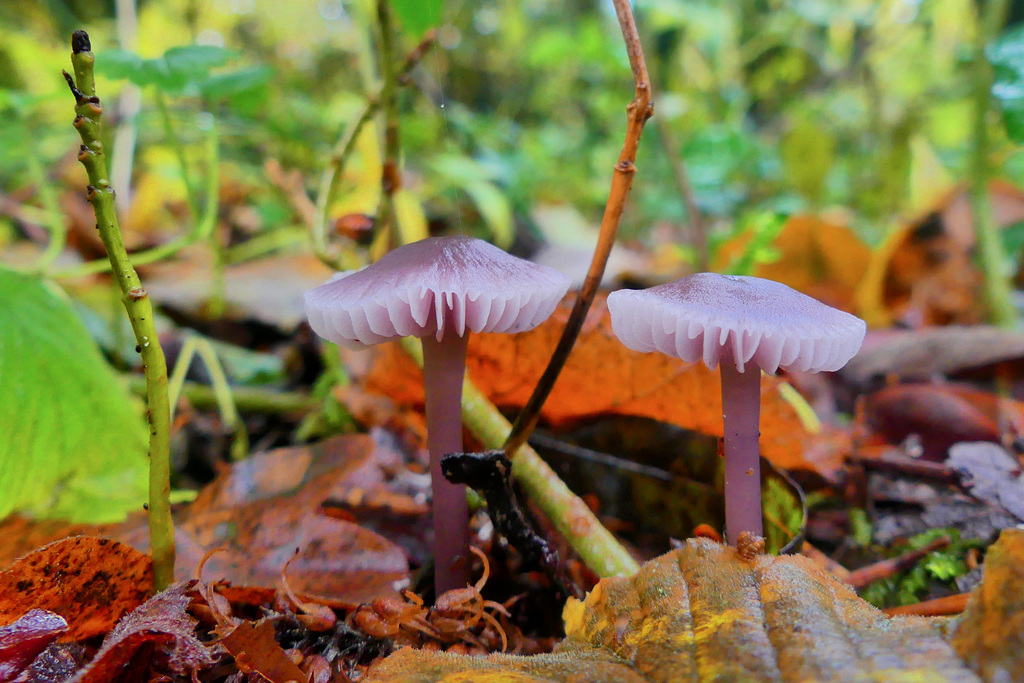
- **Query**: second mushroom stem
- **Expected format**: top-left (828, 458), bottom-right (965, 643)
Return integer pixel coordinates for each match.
top-left (720, 361), bottom-right (764, 545)
top-left (421, 331), bottom-right (472, 594)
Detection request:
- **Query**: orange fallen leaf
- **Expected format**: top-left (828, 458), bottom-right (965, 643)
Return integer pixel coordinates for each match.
top-left (357, 295), bottom-right (840, 479)
top-left (857, 180), bottom-right (1024, 328)
top-left (0, 537), bottom-right (152, 641)
top-left (0, 437), bottom-right (412, 609)
top-left (714, 214), bottom-right (870, 313)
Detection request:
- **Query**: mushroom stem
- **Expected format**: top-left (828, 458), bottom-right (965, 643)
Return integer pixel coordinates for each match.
top-left (720, 360), bottom-right (763, 545)
top-left (421, 331), bottom-right (472, 594)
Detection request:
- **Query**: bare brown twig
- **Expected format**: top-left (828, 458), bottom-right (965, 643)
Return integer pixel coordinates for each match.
top-left (883, 592), bottom-right (970, 617)
top-left (503, 0), bottom-right (653, 457)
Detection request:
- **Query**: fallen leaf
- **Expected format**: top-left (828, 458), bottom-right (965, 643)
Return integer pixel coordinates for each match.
top-left (0, 437), bottom-right (412, 609)
top-left (356, 295), bottom-right (837, 479)
top-left (842, 326), bottom-right (1024, 390)
top-left (215, 619), bottom-right (307, 683)
top-left (0, 537), bottom-right (152, 641)
top-left (947, 442), bottom-right (1024, 523)
top-left (65, 583), bottom-right (213, 683)
top-left (144, 247), bottom-right (334, 329)
top-left (952, 528), bottom-right (1024, 679)
top-left (863, 383), bottom-right (1024, 460)
top-left (714, 214), bottom-right (870, 313)
top-left (856, 180), bottom-right (1024, 327)
top-left (0, 610), bottom-right (67, 682)
top-left (365, 536), bottom-right (1000, 682)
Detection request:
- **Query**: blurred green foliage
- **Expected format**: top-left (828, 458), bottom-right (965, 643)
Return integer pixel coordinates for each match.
top-left (3, 0), bottom-right (1024, 260)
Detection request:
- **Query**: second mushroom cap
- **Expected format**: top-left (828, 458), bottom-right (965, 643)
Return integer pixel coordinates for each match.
top-left (608, 273), bottom-right (866, 373)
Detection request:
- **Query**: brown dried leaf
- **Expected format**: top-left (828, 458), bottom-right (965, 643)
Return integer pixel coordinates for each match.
top-left (0, 537), bottom-right (152, 641)
top-left (842, 326), bottom-right (1024, 390)
top-left (66, 583), bottom-right (213, 683)
top-left (857, 180), bottom-right (1024, 328)
top-left (366, 537), bottom-right (1002, 682)
top-left (863, 383), bottom-right (1024, 460)
top-left (0, 437), bottom-right (411, 609)
top-left (215, 619), bottom-right (308, 683)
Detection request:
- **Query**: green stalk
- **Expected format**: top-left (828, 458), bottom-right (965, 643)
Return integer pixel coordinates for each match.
top-left (401, 338), bottom-right (639, 578)
top-left (65, 30), bottom-right (175, 590)
top-left (155, 89), bottom-right (199, 220)
top-left (972, 0), bottom-right (1016, 327)
top-left (167, 335), bottom-right (248, 460)
top-left (25, 142), bottom-right (68, 273)
top-left (130, 375), bottom-right (318, 414)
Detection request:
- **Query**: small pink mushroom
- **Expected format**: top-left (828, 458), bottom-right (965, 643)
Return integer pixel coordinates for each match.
top-left (305, 236), bottom-right (570, 593)
top-left (608, 273), bottom-right (865, 545)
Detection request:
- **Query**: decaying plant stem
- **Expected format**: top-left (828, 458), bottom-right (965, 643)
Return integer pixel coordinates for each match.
top-left (503, 0), bottom-right (654, 457)
top-left (64, 30), bottom-right (175, 590)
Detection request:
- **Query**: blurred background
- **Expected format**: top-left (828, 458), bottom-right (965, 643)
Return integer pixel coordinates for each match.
top-left (4, 0), bottom-right (1023, 294)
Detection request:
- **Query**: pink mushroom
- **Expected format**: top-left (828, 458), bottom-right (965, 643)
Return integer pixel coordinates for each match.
top-left (305, 236), bottom-right (570, 593)
top-left (608, 273), bottom-right (865, 545)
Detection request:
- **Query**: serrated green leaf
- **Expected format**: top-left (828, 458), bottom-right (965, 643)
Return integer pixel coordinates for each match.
top-left (0, 268), bottom-right (147, 523)
top-left (391, 0), bottom-right (441, 38)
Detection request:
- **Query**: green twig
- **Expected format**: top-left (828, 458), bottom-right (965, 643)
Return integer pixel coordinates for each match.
top-left (52, 115), bottom-right (220, 280)
top-left (25, 143), bottom-right (68, 273)
top-left (130, 375), bottom-right (317, 414)
top-left (155, 89), bottom-right (199, 219)
top-left (64, 30), bottom-right (175, 590)
top-left (311, 101), bottom-right (378, 271)
top-left (167, 335), bottom-right (248, 460)
top-left (400, 338), bottom-right (638, 578)
top-left (972, 0), bottom-right (1016, 327)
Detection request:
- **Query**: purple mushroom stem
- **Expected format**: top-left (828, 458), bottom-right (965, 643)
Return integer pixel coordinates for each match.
top-left (720, 356), bottom-right (763, 545)
top-left (421, 330), bottom-right (472, 594)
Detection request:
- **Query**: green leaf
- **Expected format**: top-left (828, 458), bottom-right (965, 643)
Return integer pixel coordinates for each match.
top-left (988, 24), bottom-right (1024, 142)
top-left (0, 268), bottom-right (147, 523)
top-left (198, 65), bottom-right (272, 99)
top-left (391, 0), bottom-right (441, 38)
top-left (97, 45), bottom-right (238, 92)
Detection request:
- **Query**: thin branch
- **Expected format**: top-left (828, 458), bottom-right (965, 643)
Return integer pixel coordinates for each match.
top-left (376, 0), bottom-right (401, 247)
top-left (65, 30), bottom-right (175, 590)
top-left (310, 30), bottom-right (435, 269)
top-left (503, 0), bottom-right (654, 457)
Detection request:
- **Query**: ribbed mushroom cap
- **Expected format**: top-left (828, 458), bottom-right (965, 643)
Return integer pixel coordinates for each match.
top-left (608, 273), bottom-right (866, 373)
top-left (305, 236), bottom-right (572, 348)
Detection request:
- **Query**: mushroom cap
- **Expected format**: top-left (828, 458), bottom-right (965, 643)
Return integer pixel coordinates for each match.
top-left (305, 236), bottom-right (572, 348)
top-left (607, 273), bottom-right (866, 373)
